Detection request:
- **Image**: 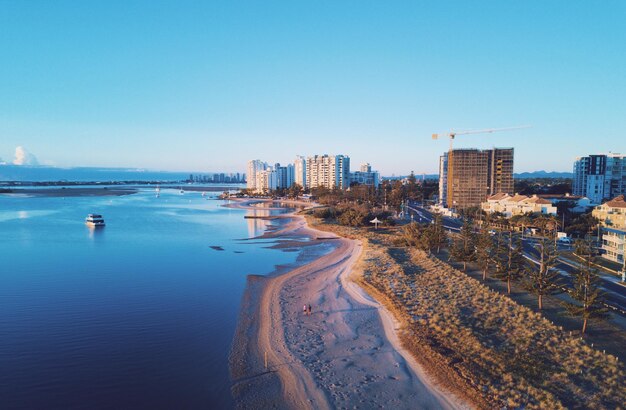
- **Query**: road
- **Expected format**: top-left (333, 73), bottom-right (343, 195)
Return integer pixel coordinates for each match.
top-left (405, 202), bottom-right (626, 315)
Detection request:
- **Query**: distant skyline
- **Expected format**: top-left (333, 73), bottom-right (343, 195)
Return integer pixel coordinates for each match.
top-left (1, 1), bottom-right (625, 175)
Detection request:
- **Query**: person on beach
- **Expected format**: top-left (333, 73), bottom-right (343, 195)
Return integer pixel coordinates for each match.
top-left (303, 304), bottom-right (307, 315)
top-left (307, 304), bottom-right (312, 316)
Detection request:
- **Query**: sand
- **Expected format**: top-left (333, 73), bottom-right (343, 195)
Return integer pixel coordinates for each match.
top-left (229, 202), bottom-right (467, 409)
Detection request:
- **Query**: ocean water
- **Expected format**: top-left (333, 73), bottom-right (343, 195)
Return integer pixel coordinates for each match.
top-left (0, 189), bottom-right (299, 409)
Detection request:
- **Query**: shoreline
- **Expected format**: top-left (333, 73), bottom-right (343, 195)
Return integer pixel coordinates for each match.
top-left (229, 201), bottom-right (466, 409)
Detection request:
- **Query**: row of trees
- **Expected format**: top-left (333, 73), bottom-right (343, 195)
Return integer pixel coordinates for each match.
top-left (404, 216), bottom-right (607, 334)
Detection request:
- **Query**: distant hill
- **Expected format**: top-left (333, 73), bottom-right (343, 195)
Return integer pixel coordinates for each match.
top-left (383, 171), bottom-right (572, 181)
top-left (514, 171), bottom-right (573, 179)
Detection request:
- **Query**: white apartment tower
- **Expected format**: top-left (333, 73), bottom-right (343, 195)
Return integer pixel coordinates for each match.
top-left (305, 154), bottom-right (350, 190)
top-left (247, 160), bottom-right (268, 191)
top-left (255, 168), bottom-right (277, 193)
top-left (294, 156), bottom-right (306, 189)
top-left (573, 154), bottom-right (626, 204)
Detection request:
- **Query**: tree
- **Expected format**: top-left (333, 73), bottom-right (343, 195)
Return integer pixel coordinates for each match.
top-left (288, 184), bottom-right (303, 199)
top-left (565, 213), bottom-right (600, 239)
top-left (565, 239), bottom-right (607, 334)
top-left (402, 221), bottom-right (422, 247)
top-left (338, 207), bottom-right (368, 227)
top-left (475, 228), bottom-right (495, 281)
top-left (494, 232), bottom-right (526, 294)
top-left (431, 213), bottom-right (448, 253)
top-left (526, 236), bottom-right (561, 310)
top-left (451, 219), bottom-right (476, 271)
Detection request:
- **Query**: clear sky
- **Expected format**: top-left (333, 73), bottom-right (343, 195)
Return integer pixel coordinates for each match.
top-left (1, 1), bottom-right (625, 175)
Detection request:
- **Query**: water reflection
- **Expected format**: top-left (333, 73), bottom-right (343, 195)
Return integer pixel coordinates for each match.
top-left (246, 209), bottom-right (271, 238)
top-left (86, 225), bottom-right (105, 241)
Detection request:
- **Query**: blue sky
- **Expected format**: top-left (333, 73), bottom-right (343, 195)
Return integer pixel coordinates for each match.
top-left (1, 1), bottom-right (625, 175)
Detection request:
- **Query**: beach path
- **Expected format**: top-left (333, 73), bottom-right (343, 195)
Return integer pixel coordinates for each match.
top-left (259, 221), bottom-right (463, 409)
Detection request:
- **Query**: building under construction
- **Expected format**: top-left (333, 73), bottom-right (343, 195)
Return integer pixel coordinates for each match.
top-left (439, 148), bottom-right (514, 210)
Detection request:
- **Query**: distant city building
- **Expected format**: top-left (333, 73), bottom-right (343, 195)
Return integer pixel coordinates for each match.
top-left (349, 163), bottom-right (380, 188)
top-left (247, 159), bottom-right (268, 190)
top-left (274, 163), bottom-right (295, 189)
top-left (592, 195), bottom-right (626, 265)
top-left (439, 148), bottom-right (514, 210)
top-left (573, 154), bottom-right (626, 204)
top-left (305, 154), bottom-right (350, 190)
top-left (481, 193), bottom-right (557, 217)
top-left (246, 154), bottom-right (379, 192)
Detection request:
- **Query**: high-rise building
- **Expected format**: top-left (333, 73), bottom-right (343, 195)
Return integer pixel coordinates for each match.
top-left (294, 156), bottom-right (306, 189)
top-left (247, 160), bottom-right (268, 190)
top-left (488, 148), bottom-right (514, 196)
top-left (573, 154), bottom-right (626, 204)
top-left (255, 168), bottom-right (277, 193)
top-left (360, 163), bottom-right (372, 173)
top-left (439, 148), bottom-right (514, 210)
top-left (274, 163), bottom-right (295, 189)
top-left (439, 153), bottom-right (448, 206)
top-left (305, 154), bottom-right (350, 190)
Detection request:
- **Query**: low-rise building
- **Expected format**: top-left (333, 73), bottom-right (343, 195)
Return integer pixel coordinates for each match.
top-left (481, 193), bottom-right (557, 217)
top-left (537, 193), bottom-right (595, 214)
top-left (592, 195), bottom-right (626, 265)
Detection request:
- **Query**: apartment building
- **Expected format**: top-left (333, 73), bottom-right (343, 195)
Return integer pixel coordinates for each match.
top-left (439, 148), bottom-right (514, 210)
top-left (254, 168), bottom-right (277, 193)
top-left (294, 156), bottom-right (306, 189)
top-left (274, 163), bottom-right (295, 189)
top-left (305, 154), bottom-right (350, 190)
top-left (246, 159), bottom-right (268, 191)
top-left (349, 163), bottom-right (380, 188)
top-left (592, 195), bottom-right (626, 265)
top-left (573, 154), bottom-right (626, 204)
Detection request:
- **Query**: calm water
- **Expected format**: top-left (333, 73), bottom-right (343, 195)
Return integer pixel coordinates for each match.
top-left (0, 189), bottom-right (300, 409)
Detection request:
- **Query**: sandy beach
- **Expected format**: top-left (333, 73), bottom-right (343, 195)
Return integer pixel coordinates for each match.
top-left (229, 200), bottom-right (465, 409)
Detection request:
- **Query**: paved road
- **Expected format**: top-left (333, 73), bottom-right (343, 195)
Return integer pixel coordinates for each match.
top-left (405, 202), bottom-right (626, 315)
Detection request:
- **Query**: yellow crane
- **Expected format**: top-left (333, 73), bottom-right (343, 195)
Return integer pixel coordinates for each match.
top-left (432, 125), bottom-right (530, 208)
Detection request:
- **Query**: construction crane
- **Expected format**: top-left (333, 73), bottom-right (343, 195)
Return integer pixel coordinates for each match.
top-left (431, 125), bottom-right (531, 152)
top-left (432, 125), bottom-right (530, 209)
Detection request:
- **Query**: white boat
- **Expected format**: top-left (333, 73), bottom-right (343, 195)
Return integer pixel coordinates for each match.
top-left (85, 214), bottom-right (105, 227)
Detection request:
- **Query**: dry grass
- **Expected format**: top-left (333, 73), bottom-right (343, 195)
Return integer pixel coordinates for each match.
top-left (307, 215), bottom-right (626, 409)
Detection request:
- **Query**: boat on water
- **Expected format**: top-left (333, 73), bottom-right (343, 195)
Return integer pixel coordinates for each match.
top-left (85, 214), bottom-right (106, 227)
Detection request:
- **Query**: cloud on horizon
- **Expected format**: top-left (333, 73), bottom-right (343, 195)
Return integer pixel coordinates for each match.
top-left (13, 146), bottom-right (39, 166)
